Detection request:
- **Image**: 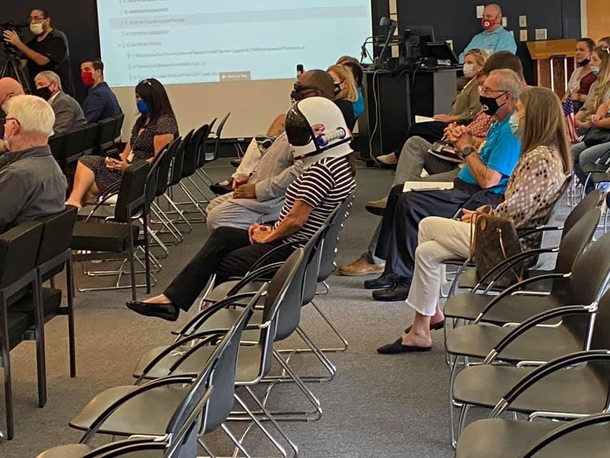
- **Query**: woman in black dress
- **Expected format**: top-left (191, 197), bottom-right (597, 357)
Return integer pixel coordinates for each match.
top-left (66, 78), bottom-right (178, 208)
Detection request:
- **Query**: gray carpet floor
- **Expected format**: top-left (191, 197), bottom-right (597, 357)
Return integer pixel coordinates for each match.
top-left (0, 160), bottom-right (570, 457)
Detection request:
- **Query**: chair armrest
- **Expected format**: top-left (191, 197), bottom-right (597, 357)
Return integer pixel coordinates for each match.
top-left (226, 263), bottom-right (283, 296)
top-left (474, 273), bottom-right (571, 324)
top-left (519, 413), bottom-right (610, 458)
top-left (178, 290), bottom-right (263, 337)
top-left (79, 374), bottom-right (197, 444)
top-left (488, 350), bottom-right (610, 419)
top-left (482, 304), bottom-right (597, 364)
top-left (135, 333), bottom-right (223, 384)
top-left (247, 241), bottom-right (300, 273)
top-left (517, 226), bottom-right (563, 239)
top-left (471, 248), bottom-right (557, 294)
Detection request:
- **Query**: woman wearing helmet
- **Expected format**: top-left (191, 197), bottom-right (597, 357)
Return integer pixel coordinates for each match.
top-left (127, 97), bottom-right (357, 321)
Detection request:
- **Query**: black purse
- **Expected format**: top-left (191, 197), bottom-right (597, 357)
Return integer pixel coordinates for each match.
top-left (583, 128), bottom-right (610, 148)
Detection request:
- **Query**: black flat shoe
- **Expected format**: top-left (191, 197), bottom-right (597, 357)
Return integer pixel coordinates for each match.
top-left (377, 338), bottom-right (433, 354)
top-left (126, 301), bottom-right (179, 322)
top-left (364, 273), bottom-right (398, 290)
top-left (209, 182), bottom-right (233, 196)
top-left (405, 320), bottom-right (445, 334)
top-left (372, 282), bottom-right (411, 301)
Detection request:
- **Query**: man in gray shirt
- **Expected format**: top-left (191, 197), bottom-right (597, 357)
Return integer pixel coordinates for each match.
top-left (0, 94), bottom-right (67, 233)
top-left (206, 70), bottom-right (337, 230)
top-left (34, 70), bottom-right (86, 135)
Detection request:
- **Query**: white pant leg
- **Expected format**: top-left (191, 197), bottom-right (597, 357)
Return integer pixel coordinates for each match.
top-left (406, 217), bottom-right (472, 316)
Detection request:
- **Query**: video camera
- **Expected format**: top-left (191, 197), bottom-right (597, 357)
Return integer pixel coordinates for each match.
top-left (0, 21), bottom-right (28, 58)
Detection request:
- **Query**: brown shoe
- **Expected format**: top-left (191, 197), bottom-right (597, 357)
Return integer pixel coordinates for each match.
top-left (365, 197), bottom-right (387, 216)
top-left (338, 254), bottom-right (385, 276)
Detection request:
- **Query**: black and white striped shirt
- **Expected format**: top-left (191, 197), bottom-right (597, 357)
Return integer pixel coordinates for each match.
top-left (275, 156), bottom-right (357, 245)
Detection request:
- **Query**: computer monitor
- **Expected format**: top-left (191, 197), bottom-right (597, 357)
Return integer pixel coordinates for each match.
top-left (402, 25), bottom-right (435, 61)
top-left (425, 42), bottom-right (460, 65)
top-left (404, 25), bottom-right (436, 42)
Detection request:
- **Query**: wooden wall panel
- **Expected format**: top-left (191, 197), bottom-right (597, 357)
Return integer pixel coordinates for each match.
top-left (587, 0), bottom-right (610, 41)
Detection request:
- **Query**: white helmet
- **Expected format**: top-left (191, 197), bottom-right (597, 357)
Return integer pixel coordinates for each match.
top-left (285, 97), bottom-right (353, 169)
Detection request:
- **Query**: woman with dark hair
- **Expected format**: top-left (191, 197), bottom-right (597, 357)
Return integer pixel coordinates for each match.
top-left (66, 78), bottom-right (178, 208)
top-left (563, 38), bottom-right (597, 111)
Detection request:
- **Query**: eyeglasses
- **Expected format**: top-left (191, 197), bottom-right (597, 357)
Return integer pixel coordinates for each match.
top-left (478, 86), bottom-right (506, 96)
top-left (28, 15), bottom-right (45, 23)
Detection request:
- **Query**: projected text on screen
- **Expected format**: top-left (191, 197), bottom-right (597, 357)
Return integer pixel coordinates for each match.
top-left (97, 0), bottom-right (372, 87)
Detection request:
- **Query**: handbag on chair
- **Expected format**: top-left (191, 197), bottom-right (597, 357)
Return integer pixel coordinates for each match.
top-left (469, 208), bottom-right (524, 289)
top-left (583, 127), bottom-right (610, 148)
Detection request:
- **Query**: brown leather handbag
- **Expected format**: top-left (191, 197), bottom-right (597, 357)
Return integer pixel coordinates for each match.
top-left (469, 208), bottom-right (524, 288)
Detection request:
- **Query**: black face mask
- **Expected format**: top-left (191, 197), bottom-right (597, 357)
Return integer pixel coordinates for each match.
top-left (334, 83), bottom-right (342, 96)
top-left (35, 85), bottom-right (53, 101)
top-left (479, 92), bottom-right (507, 116)
top-left (577, 58), bottom-right (591, 67)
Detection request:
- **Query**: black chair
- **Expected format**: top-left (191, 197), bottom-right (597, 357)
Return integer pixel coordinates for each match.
top-left (54, 290), bottom-right (259, 456)
top-left (96, 117), bottom-right (116, 155)
top-left (81, 123), bottom-right (100, 156)
top-left (112, 112), bottom-right (125, 146)
top-left (48, 133), bottom-right (68, 165)
top-left (56, 128), bottom-right (87, 176)
top-left (164, 130), bottom-right (199, 226)
top-left (71, 162), bottom-right (151, 300)
top-left (177, 124), bottom-right (211, 220)
top-left (206, 113), bottom-right (230, 162)
top-left (0, 221), bottom-right (45, 440)
top-left (196, 118), bottom-right (216, 172)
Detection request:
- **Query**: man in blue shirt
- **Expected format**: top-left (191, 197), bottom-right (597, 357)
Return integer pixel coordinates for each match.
top-left (80, 59), bottom-right (122, 123)
top-left (369, 69), bottom-right (523, 301)
top-left (459, 4), bottom-right (517, 63)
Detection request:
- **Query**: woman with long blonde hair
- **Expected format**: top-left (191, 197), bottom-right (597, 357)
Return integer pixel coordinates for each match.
top-left (573, 46), bottom-right (610, 193)
top-left (377, 87), bottom-right (571, 354)
top-left (327, 64), bottom-right (358, 102)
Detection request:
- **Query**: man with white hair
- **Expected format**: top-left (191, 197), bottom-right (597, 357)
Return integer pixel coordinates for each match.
top-left (459, 3), bottom-right (517, 63)
top-left (0, 95), bottom-right (67, 233)
top-left (34, 71), bottom-right (85, 134)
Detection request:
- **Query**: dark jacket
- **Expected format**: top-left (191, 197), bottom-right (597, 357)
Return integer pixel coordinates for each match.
top-left (0, 145), bottom-right (67, 233)
top-left (83, 82), bottom-right (122, 123)
top-left (50, 91), bottom-right (86, 135)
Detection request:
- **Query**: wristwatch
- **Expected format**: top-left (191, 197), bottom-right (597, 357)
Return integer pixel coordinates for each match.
top-left (461, 146), bottom-right (476, 157)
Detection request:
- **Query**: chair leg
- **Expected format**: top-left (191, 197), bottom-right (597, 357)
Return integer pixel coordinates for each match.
top-left (142, 211), bottom-right (152, 294)
top-left (449, 354), bottom-right (461, 447)
top-left (233, 392), bottom-right (292, 458)
top-left (128, 223), bottom-right (137, 302)
top-left (309, 300), bottom-right (348, 353)
top-left (66, 257), bottom-right (77, 378)
top-left (34, 275), bottom-right (47, 408)
top-left (220, 423), bottom-right (253, 458)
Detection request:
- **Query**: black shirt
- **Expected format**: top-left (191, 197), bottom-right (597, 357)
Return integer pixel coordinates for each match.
top-left (26, 29), bottom-right (75, 96)
top-left (334, 99), bottom-right (356, 131)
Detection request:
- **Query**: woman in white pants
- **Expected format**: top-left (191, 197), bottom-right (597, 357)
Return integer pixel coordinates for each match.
top-left (377, 87), bottom-right (572, 354)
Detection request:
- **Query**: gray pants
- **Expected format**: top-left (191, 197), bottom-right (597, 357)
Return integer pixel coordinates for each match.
top-left (206, 193), bottom-right (280, 231)
top-left (369, 136), bottom-right (460, 264)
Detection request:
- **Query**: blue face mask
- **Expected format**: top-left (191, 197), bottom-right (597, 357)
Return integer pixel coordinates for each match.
top-left (509, 112), bottom-right (523, 139)
top-left (591, 66), bottom-right (600, 75)
top-left (137, 99), bottom-right (150, 115)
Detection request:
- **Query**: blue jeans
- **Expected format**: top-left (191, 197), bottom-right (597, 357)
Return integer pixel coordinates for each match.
top-left (572, 141), bottom-right (610, 193)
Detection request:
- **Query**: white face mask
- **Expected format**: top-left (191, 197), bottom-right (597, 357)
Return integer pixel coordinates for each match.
top-left (30, 22), bottom-right (44, 36)
top-left (463, 63), bottom-right (477, 79)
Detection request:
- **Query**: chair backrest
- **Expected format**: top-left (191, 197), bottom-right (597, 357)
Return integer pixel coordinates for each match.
top-left (197, 119), bottom-right (216, 168)
top-left (97, 117), bottom-right (116, 149)
top-left (156, 137), bottom-right (181, 197)
top-left (554, 209), bottom-right (601, 274)
top-left (112, 113), bottom-right (125, 143)
top-left (258, 249), bottom-right (305, 375)
top-left (169, 130), bottom-right (193, 186)
top-left (114, 162), bottom-right (150, 223)
top-left (210, 113), bottom-right (230, 160)
top-left (590, 289), bottom-right (610, 351)
top-left (168, 295), bottom-right (257, 438)
top-left (81, 123), bottom-right (101, 153)
top-left (562, 189), bottom-right (603, 238)
top-left (317, 194), bottom-right (355, 282)
top-left (182, 124), bottom-right (209, 178)
top-left (48, 133), bottom-right (67, 162)
top-left (35, 206), bottom-right (78, 266)
top-left (64, 128), bottom-right (87, 160)
top-left (145, 146), bottom-right (169, 208)
top-left (273, 229), bottom-right (325, 341)
top-left (0, 221), bottom-right (44, 289)
top-left (566, 232), bottom-right (610, 306)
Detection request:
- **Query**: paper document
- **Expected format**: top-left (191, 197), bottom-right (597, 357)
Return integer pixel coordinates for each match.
top-left (415, 115), bottom-right (436, 123)
top-left (403, 181), bottom-right (454, 193)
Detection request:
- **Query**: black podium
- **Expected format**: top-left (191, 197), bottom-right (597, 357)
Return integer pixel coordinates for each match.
top-left (357, 67), bottom-right (459, 162)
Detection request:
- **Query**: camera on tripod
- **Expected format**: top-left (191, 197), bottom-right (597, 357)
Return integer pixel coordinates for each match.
top-left (0, 21), bottom-right (28, 56)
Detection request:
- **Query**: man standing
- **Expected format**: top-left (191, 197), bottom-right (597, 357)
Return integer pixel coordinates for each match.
top-left (80, 59), bottom-right (122, 123)
top-left (459, 4), bottom-right (517, 63)
top-left (2, 8), bottom-right (75, 96)
top-left (369, 69), bottom-right (523, 301)
top-left (0, 95), bottom-right (67, 233)
top-left (34, 71), bottom-right (85, 135)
